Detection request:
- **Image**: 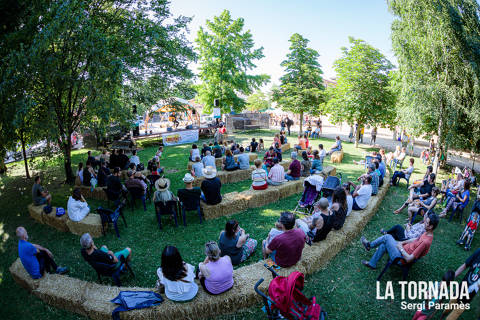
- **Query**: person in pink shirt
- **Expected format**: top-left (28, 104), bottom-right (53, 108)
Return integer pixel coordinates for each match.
top-left (267, 158), bottom-right (285, 186)
top-left (197, 241), bottom-right (233, 295)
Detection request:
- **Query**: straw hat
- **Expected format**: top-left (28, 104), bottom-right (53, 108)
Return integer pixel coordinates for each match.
top-left (155, 178), bottom-right (170, 191)
top-left (202, 166), bottom-right (217, 179)
top-left (182, 173), bottom-right (195, 183)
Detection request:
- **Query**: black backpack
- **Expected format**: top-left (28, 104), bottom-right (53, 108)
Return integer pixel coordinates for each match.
top-left (136, 163), bottom-right (145, 171)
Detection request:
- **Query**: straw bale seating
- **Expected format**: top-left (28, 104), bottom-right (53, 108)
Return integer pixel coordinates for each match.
top-left (187, 153), bottom-right (258, 170)
top-left (28, 204), bottom-right (103, 237)
top-left (280, 143), bottom-right (291, 153)
top-left (331, 150), bottom-right (344, 163)
top-left (12, 172), bottom-right (390, 320)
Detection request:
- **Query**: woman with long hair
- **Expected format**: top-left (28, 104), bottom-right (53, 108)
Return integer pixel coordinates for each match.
top-left (156, 246), bottom-right (198, 301)
top-left (218, 220), bottom-right (257, 265)
top-left (223, 149), bottom-right (239, 171)
top-left (330, 187), bottom-right (347, 230)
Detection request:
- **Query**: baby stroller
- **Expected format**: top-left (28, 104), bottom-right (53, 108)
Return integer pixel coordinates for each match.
top-left (456, 200), bottom-right (480, 250)
top-left (254, 264), bottom-right (327, 320)
top-left (321, 174), bottom-right (342, 199)
top-left (293, 181), bottom-right (320, 215)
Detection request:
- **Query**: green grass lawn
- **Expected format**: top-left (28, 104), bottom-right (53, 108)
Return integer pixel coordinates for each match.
top-left (0, 130), bottom-right (478, 319)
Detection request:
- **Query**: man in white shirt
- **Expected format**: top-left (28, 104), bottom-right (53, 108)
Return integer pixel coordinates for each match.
top-left (348, 175), bottom-right (372, 210)
top-left (202, 151), bottom-right (216, 168)
top-left (129, 150), bottom-right (140, 166)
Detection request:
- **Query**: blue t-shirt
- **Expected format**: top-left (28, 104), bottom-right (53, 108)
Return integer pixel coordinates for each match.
top-left (18, 240), bottom-right (41, 279)
top-left (378, 162), bottom-right (386, 179)
top-left (237, 153), bottom-right (250, 170)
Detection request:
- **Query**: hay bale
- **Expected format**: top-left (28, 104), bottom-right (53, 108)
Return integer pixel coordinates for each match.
top-left (274, 179), bottom-right (304, 199)
top-left (279, 160), bottom-right (292, 171)
top-left (248, 153), bottom-right (258, 162)
top-left (42, 210), bottom-right (69, 232)
top-left (322, 166), bottom-right (336, 176)
top-left (280, 143), bottom-right (291, 153)
top-left (66, 214), bottom-right (103, 238)
top-left (240, 188), bottom-right (280, 208)
top-left (28, 204), bottom-right (44, 223)
top-left (9, 258), bottom-right (41, 292)
top-left (331, 150), bottom-right (344, 163)
top-left (201, 192), bottom-right (247, 220)
top-left (33, 273), bottom-right (88, 316)
top-left (79, 186), bottom-right (108, 201)
top-left (215, 157), bottom-right (223, 167)
top-left (192, 176), bottom-right (206, 187)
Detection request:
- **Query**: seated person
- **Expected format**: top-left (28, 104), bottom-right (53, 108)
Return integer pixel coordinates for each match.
top-left (201, 143), bottom-right (212, 158)
top-left (202, 150), bottom-right (216, 168)
top-left (348, 175), bottom-right (373, 210)
top-left (267, 158), bottom-right (285, 186)
top-left (304, 134), bottom-right (309, 148)
top-left (237, 147), bottom-right (250, 170)
top-left (303, 146), bottom-right (314, 159)
top-left (273, 133), bottom-right (281, 148)
top-left (99, 149), bottom-right (110, 166)
top-left (440, 180), bottom-right (470, 218)
top-left (279, 132), bottom-right (287, 145)
top-left (109, 149), bottom-right (119, 169)
top-left (318, 144), bottom-right (326, 160)
top-left (125, 170), bottom-right (147, 194)
top-left (375, 158), bottom-right (385, 186)
top-left (381, 214), bottom-right (429, 242)
top-left (219, 220), bottom-right (257, 266)
top-left (76, 162), bottom-right (84, 185)
top-left (252, 159), bottom-right (268, 190)
top-left (153, 146), bottom-right (163, 166)
top-left (106, 167), bottom-right (127, 199)
top-left (198, 241), bottom-right (234, 295)
top-left (117, 149), bottom-right (130, 170)
top-left (310, 150), bottom-right (323, 174)
top-left (32, 176), bottom-right (52, 206)
top-left (390, 158), bottom-right (414, 186)
top-left (443, 172), bottom-right (465, 201)
top-left (153, 178), bottom-right (177, 204)
top-left (86, 150), bottom-right (98, 170)
top-left (191, 157), bottom-right (204, 177)
top-left (327, 136), bottom-right (342, 155)
top-left (296, 197), bottom-right (330, 235)
top-left (156, 246), bottom-right (198, 302)
top-left (222, 149), bottom-right (239, 171)
top-left (80, 232), bottom-right (132, 273)
top-left (212, 142), bottom-right (223, 158)
top-left (263, 147), bottom-right (277, 168)
top-left (264, 212), bottom-right (306, 268)
top-left (262, 221), bottom-right (285, 259)
top-left (391, 147), bottom-right (407, 167)
top-left (386, 146), bottom-right (400, 165)
top-left (357, 164), bottom-right (378, 195)
top-left (294, 134), bottom-right (307, 151)
top-left (457, 211), bottom-right (479, 250)
top-left (285, 152), bottom-right (301, 181)
top-left (344, 184), bottom-right (353, 216)
top-left (201, 166), bottom-right (222, 205)
top-left (189, 144), bottom-right (201, 162)
top-left (67, 188), bottom-right (90, 222)
top-left (330, 187), bottom-right (347, 230)
top-left (407, 187), bottom-right (440, 223)
top-left (360, 213), bottom-right (439, 269)
top-left (300, 151), bottom-right (312, 177)
top-left (129, 150), bottom-right (140, 167)
top-left (311, 124), bottom-right (321, 139)
top-left (97, 159), bottom-right (111, 187)
top-left (258, 138), bottom-right (265, 151)
top-left (305, 122), bottom-right (313, 137)
top-left (82, 161), bottom-right (97, 187)
top-left (394, 173), bottom-right (436, 214)
top-left (177, 173), bottom-right (201, 209)
top-left (17, 226), bottom-right (68, 279)
top-left (249, 138), bottom-right (259, 152)
top-left (273, 143), bottom-right (283, 162)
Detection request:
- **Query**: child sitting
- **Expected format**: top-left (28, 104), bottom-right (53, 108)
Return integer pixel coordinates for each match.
top-left (262, 221), bottom-right (284, 259)
top-left (258, 139), bottom-right (265, 151)
top-left (457, 211), bottom-right (479, 250)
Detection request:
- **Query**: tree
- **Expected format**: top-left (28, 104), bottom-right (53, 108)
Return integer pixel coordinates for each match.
top-left (325, 37), bottom-right (395, 147)
top-left (1, 0), bottom-right (195, 182)
top-left (389, 0), bottom-right (480, 172)
top-left (246, 91), bottom-right (270, 112)
top-left (196, 10), bottom-right (270, 114)
top-left (273, 33), bottom-right (325, 134)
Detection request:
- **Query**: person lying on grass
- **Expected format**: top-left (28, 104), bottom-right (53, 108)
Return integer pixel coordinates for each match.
top-left (17, 226), bottom-right (69, 279)
top-left (156, 245), bottom-right (198, 302)
top-left (264, 212), bottom-right (306, 268)
top-left (360, 212), bottom-right (439, 270)
top-left (219, 220), bottom-right (257, 266)
top-left (394, 173), bottom-right (436, 215)
top-left (197, 241), bottom-right (234, 295)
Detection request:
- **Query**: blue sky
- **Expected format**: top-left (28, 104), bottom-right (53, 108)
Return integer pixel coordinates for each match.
top-left (170, 0), bottom-right (395, 86)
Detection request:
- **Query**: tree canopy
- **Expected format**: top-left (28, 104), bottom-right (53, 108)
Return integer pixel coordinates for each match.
top-left (195, 10), bottom-right (270, 114)
top-left (324, 37), bottom-right (395, 146)
top-left (246, 91), bottom-right (271, 112)
top-left (273, 33), bottom-right (325, 133)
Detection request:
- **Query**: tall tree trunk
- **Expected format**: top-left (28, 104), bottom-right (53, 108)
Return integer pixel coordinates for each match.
top-left (63, 131), bottom-right (75, 184)
top-left (20, 130), bottom-right (30, 179)
top-left (299, 111), bottom-right (303, 134)
top-left (433, 103), bottom-right (445, 174)
top-left (355, 124), bottom-right (360, 148)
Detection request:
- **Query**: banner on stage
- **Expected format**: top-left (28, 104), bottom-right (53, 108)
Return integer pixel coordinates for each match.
top-left (162, 129), bottom-right (199, 146)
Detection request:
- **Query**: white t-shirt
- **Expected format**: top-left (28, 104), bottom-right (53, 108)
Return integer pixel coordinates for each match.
top-left (318, 149), bottom-right (326, 160)
top-left (405, 165), bottom-right (414, 180)
top-left (355, 184), bottom-right (372, 209)
top-left (191, 148), bottom-right (200, 161)
top-left (192, 162), bottom-right (204, 177)
top-left (157, 263), bottom-right (198, 302)
top-left (67, 196), bottom-right (90, 222)
top-left (346, 195), bottom-right (353, 216)
top-left (202, 155), bottom-right (216, 168)
top-left (129, 155), bottom-right (140, 166)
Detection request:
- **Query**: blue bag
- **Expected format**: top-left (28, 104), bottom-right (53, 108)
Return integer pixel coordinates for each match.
top-left (111, 291), bottom-right (163, 320)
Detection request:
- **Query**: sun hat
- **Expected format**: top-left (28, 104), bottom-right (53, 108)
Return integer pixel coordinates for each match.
top-left (202, 166), bottom-right (217, 179)
top-left (182, 173), bottom-right (195, 183)
top-left (155, 178), bottom-right (170, 191)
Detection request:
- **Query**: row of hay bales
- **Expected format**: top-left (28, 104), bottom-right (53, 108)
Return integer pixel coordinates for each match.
top-left (200, 165), bottom-right (336, 220)
top-left (187, 153), bottom-right (258, 170)
top-left (28, 204), bottom-right (103, 238)
top-left (11, 172), bottom-right (389, 320)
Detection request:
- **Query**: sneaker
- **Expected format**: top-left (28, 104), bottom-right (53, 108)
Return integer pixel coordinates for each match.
top-left (361, 260), bottom-right (376, 270)
top-left (457, 239), bottom-right (464, 245)
top-left (55, 266), bottom-right (69, 275)
top-left (360, 236), bottom-right (370, 251)
top-left (306, 237), bottom-right (312, 246)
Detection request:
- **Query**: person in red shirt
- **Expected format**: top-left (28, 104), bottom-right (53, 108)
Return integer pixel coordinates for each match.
top-left (360, 213), bottom-right (439, 269)
top-left (285, 152), bottom-right (301, 181)
top-left (265, 211), bottom-right (306, 268)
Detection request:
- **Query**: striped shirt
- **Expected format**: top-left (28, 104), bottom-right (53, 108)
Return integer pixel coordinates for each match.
top-left (251, 168), bottom-right (267, 187)
top-left (268, 164), bottom-right (285, 183)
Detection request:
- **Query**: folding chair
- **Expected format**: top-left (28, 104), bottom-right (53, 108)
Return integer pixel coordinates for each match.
top-left (178, 198), bottom-right (202, 226)
top-left (84, 255), bottom-right (135, 286)
top-left (154, 200), bottom-right (181, 229)
top-left (97, 205), bottom-right (127, 238)
top-left (377, 257), bottom-right (418, 281)
top-left (127, 187), bottom-right (147, 211)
